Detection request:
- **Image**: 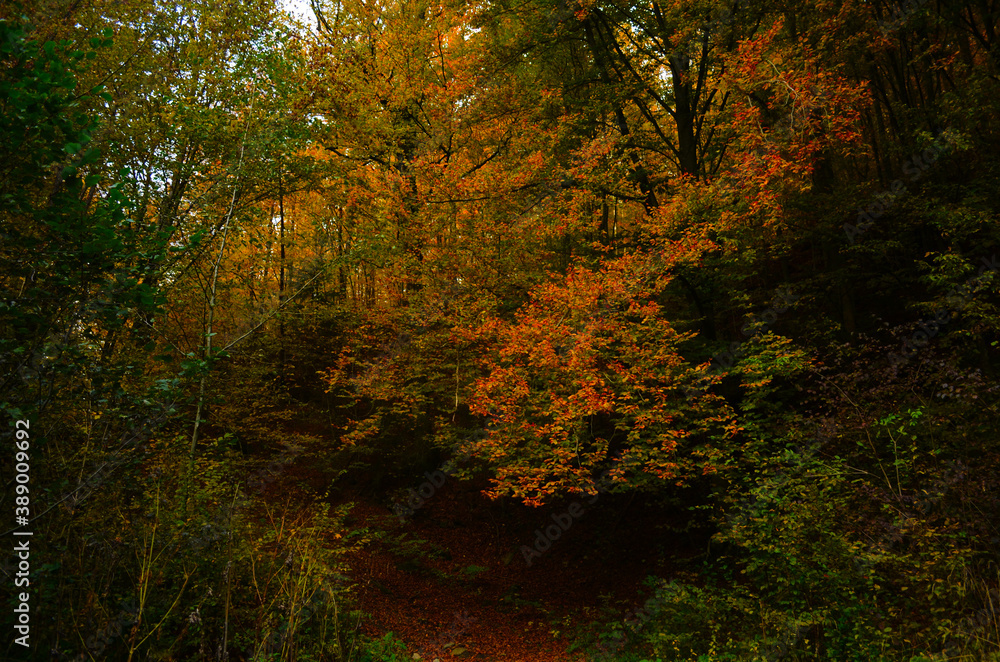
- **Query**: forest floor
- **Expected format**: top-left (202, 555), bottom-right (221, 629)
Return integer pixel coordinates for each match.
top-left (317, 468), bottom-right (711, 662)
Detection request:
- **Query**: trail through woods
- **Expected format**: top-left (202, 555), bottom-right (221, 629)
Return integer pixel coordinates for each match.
top-left (310, 464), bottom-right (706, 660)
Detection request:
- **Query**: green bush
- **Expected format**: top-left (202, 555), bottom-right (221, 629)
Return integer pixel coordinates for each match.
top-left (351, 632), bottom-right (410, 662)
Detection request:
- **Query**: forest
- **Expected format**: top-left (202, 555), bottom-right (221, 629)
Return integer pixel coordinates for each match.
top-left (2, 0), bottom-right (1000, 659)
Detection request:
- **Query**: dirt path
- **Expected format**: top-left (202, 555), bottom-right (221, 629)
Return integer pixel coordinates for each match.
top-left (336, 473), bottom-right (707, 661)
